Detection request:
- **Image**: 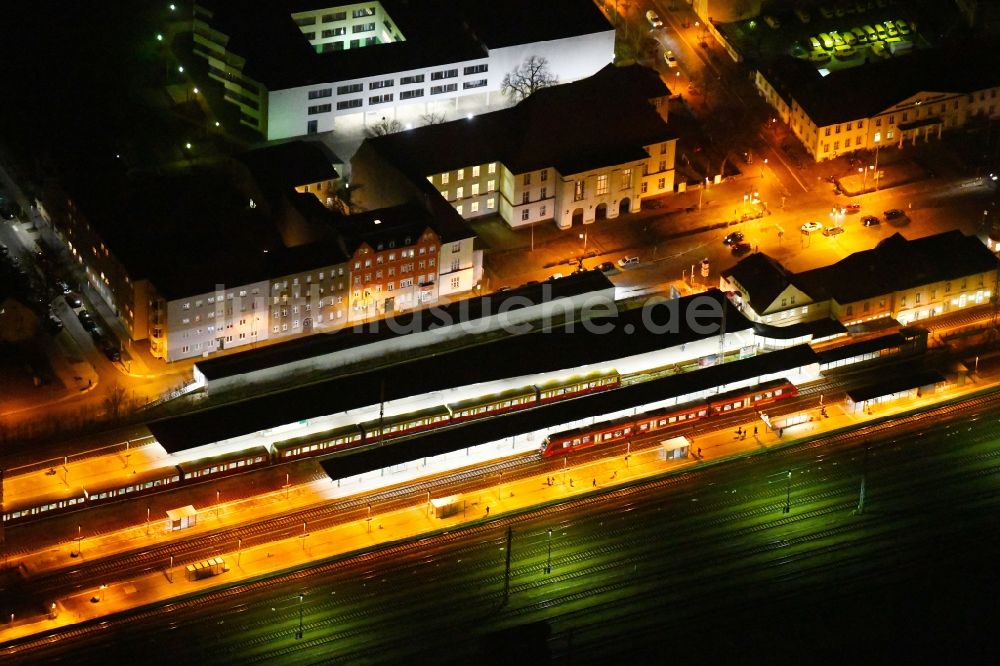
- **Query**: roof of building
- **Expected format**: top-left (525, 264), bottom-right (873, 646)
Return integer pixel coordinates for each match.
top-left (150, 289), bottom-right (755, 452)
top-left (359, 63), bottom-right (674, 177)
top-left (200, 0), bottom-right (613, 90)
top-left (754, 316), bottom-right (847, 340)
top-left (814, 331), bottom-right (908, 365)
top-left (721, 252), bottom-right (796, 314)
top-left (318, 344), bottom-right (818, 480)
top-left (727, 232), bottom-right (998, 312)
top-left (195, 270), bottom-right (615, 381)
top-left (846, 370), bottom-right (946, 403)
top-left (764, 43), bottom-right (1000, 126)
top-left (237, 140), bottom-right (341, 190)
top-left (795, 231), bottom-right (999, 305)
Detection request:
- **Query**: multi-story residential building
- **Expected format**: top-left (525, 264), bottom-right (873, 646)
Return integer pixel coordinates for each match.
top-left (189, 0), bottom-right (615, 140)
top-left (754, 46), bottom-right (1000, 162)
top-left (720, 231), bottom-right (999, 327)
top-left (40, 153), bottom-right (476, 362)
top-left (351, 64), bottom-right (678, 230)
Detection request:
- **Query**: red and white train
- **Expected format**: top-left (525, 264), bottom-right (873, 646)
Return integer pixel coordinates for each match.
top-left (540, 379), bottom-right (797, 457)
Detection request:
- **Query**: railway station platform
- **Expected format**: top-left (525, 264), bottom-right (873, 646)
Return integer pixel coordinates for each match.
top-left (2, 372), bottom-right (999, 644)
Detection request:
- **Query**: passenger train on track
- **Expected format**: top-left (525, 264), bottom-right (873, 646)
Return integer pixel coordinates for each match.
top-left (3, 371), bottom-right (621, 525)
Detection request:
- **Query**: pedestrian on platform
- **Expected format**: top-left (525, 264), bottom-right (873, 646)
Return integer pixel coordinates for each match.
top-left (485, 506), bottom-right (490, 517)
top-left (753, 426), bottom-right (758, 436)
top-left (697, 448), bottom-right (702, 457)
top-left (570, 479), bottom-right (574, 487)
top-left (592, 478), bottom-right (597, 487)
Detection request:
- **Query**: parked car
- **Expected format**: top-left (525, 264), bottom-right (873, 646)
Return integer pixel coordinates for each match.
top-left (800, 221), bottom-right (824, 234)
top-left (884, 208), bottom-right (907, 220)
top-left (645, 10), bottom-right (663, 28)
top-left (731, 242), bottom-right (752, 257)
top-left (55, 280), bottom-right (71, 295)
top-left (66, 292), bottom-right (82, 308)
top-left (845, 202), bottom-right (861, 212)
top-left (78, 310), bottom-right (98, 332)
top-left (861, 215), bottom-right (881, 227)
top-left (663, 50), bottom-right (678, 68)
top-left (618, 256), bottom-right (639, 267)
top-left (44, 314), bottom-right (64, 334)
top-left (597, 261), bottom-right (616, 273)
top-left (0, 243), bottom-right (7, 256)
top-left (823, 225), bottom-right (845, 237)
top-left (99, 339), bottom-right (121, 361)
top-left (723, 231), bottom-right (745, 246)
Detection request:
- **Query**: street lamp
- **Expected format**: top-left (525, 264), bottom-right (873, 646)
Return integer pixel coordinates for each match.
top-left (99, 584), bottom-right (107, 602)
top-left (296, 593), bottom-right (304, 639)
top-left (73, 524), bottom-right (82, 558)
top-left (783, 470), bottom-right (792, 513)
top-left (545, 529), bottom-right (553, 574)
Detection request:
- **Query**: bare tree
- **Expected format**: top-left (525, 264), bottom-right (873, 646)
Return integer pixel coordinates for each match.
top-left (103, 384), bottom-right (128, 419)
top-left (365, 116), bottom-right (403, 138)
top-left (501, 55), bottom-right (557, 102)
top-left (420, 111), bottom-right (446, 125)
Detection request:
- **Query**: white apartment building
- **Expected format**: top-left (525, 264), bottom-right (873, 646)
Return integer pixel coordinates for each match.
top-left (191, 0), bottom-right (615, 140)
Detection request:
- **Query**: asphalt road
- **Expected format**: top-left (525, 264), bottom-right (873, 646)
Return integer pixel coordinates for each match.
top-left (7, 391), bottom-right (999, 664)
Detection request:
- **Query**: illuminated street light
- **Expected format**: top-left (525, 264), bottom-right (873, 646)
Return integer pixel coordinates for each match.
top-left (178, 65), bottom-right (184, 73)
top-left (214, 121), bottom-right (220, 127)
top-left (156, 33), bottom-right (163, 42)
top-left (296, 593), bottom-right (305, 639)
top-left (783, 470), bottom-right (792, 513)
top-left (193, 87), bottom-right (199, 94)
top-left (170, 3), bottom-right (176, 10)
top-left (185, 142), bottom-right (192, 149)
top-left (545, 529), bottom-right (553, 574)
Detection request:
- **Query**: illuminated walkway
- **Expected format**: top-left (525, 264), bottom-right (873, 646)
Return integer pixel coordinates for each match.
top-left (2, 374), bottom-right (997, 643)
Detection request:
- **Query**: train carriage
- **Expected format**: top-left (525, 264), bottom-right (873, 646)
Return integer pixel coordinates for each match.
top-left (541, 379), bottom-right (797, 456)
top-left (447, 386), bottom-right (539, 422)
top-left (271, 424), bottom-right (364, 462)
top-left (359, 405), bottom-right (452, 442)
top-left (536, 370), bottom-right (620, 403)
top-left (176, 445), bottom-right (270, 481)
top-left (86, 464), bottom-right (183, 506)
top-left (2, 486), bottom-right (89, 525)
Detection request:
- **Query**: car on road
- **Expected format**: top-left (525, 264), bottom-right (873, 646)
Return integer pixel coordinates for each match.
top-left (845, 202), bottom-right (861, 212)
top-left (823, 225), bottom-right (845, 237)
top-left (861, 215), bottom-right (881, 227)
top-left (645, 10), bottom-right (662, 28)
top-left (65, 292), bottom-right (82, 308)
top-left (44, 314), bottom-right (63, 334)
top-left (597, 261), bottom-right (616, 273)
top-left (77, 309), bottom-right (98, 332)
top-left (800, 221), bottom-right (824, 234)
top-left (0, 243), bottom-right (7, 256)
top-left (723, 231), bottom-right (744, 246)
top-left (884, 208), bottom-right (907, 221)
top-left (99, 338), bottom-right (121, 361)
top-left (663, 50), bottom-right (678, 68)
top-left (618, 256), bottom-right (639, 268)
top-left (731, 242), bottom-right (752, 257)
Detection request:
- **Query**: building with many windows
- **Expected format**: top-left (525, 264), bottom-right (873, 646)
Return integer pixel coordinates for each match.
top-left (351, 64), bottom-right (677, 230)
top-left (39, 148), bottom-right (475, 362)
top-left (720, 231), bottom-right (999, 327)
top-left (189, 0), bottom-right (615, 139)
top-left (754, 45), bottom-right (1000, 162)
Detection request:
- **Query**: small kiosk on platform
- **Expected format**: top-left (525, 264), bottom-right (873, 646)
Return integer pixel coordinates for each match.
top-left (658, 436), bottom-right (691, 460)
top-left (165, 505), bottom-right (198, 531)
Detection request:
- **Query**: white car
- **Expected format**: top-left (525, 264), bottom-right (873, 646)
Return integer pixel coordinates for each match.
top-left (800, 221), bottom-right (824, 234)
top-left (618, 256), bottom-right (639, 268)
top-left (663, 50), bottom-right (678, 68)
top-left (646, 10), bottom-right (663, 28)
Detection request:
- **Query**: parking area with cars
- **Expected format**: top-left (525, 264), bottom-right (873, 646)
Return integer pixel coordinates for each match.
top-left (719, 0), bottom-right (946, 75)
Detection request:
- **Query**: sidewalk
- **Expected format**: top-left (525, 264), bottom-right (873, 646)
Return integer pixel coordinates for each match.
top-left (3, 374), bottom-right (996, 642)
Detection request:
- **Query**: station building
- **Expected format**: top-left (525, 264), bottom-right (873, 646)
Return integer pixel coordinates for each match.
top-left (753, 45), bottom-right (1000, 162)
top-left (187, 0), bottom-right (615, 140)
top-left (351, 64), bottom-right (678, 230)
top-left (720, 231), bottom-right (999, 327)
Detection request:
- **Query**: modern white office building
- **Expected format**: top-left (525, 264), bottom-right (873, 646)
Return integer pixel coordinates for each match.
top-left (190, 0), bottom-right (616, 140)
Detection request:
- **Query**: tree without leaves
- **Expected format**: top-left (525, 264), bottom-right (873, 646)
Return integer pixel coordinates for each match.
top-left (500, 55), bottom-right (557, 103)
top-left (420, 112), bottom-right (446, 126)
top-left (365, 116), bottom-right (403, 138)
